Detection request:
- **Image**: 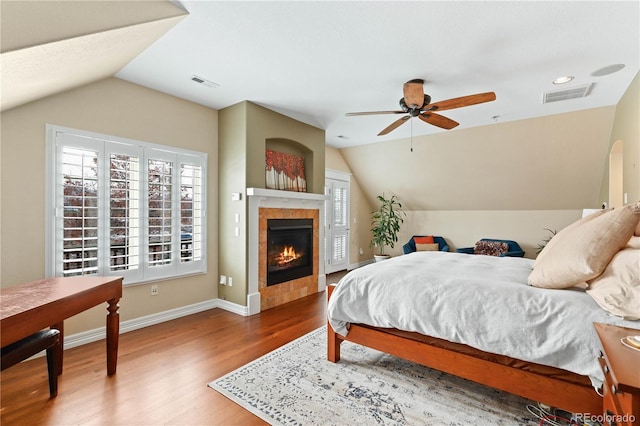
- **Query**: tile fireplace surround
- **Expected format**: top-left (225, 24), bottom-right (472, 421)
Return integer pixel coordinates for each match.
top-left (247, 188), bottom-right (326, 314)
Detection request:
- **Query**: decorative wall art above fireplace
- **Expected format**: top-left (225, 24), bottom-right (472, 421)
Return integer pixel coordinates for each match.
top-left (265, 149), bottom-right (306, 192)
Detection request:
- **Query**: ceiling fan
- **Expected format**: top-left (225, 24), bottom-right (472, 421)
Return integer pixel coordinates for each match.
top-left (346, 79), bottom-right (496, 135)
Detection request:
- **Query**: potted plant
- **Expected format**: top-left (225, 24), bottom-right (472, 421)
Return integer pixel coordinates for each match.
top-left (536, 228), bottom-right (557, 254)
top-left (370, 194), bottom-right (405, 262)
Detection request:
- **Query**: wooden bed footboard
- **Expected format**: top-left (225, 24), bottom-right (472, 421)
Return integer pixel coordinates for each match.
top-left (326, 284), bottom-right (602, 415)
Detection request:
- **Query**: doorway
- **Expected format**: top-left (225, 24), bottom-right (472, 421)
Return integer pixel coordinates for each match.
top-left (325, 170), bottom-right (350, 274)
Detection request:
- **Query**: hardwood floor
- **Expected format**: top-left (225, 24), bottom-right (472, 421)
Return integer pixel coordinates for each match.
top-left (0, 286), bottom-right (332, 425)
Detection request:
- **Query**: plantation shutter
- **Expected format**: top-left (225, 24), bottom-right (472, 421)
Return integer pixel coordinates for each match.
top-left (177, 154), bottom-right (206, 274)
top-left (146, 151), bottom-right (175, 280)
top-left (48, 125), bottom-right (207, 284)
top-left (179, 161), bottom-right (202, 263)
top-left (60, 144), bottom-right (100, 277)
top-left (324, 171), bottom-right (350, 274)
top-left (331, 183), bottom-right (348, 268)
top-left (108, 143), bottom-right (142, 282)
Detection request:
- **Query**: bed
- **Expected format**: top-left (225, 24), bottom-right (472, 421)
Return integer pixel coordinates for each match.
top-left (326, 250), bottom-right (640, 415)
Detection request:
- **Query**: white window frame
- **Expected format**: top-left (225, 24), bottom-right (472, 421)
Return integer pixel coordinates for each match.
top-left (45, 124), bottom-right (207, 285)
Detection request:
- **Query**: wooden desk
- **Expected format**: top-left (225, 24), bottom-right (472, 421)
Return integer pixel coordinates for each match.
top-left (1, 276), bottom-right (123, 376)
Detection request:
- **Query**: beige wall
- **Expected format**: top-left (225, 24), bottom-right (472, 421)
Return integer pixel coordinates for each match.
top-left (217, 103), bottom-right (248, 304)
top-left (340, 107), bottom-right (616, 212)
top-left (318, 167), bottom-right (584, 260)
top-left (397, 210), bottom-right (581, 259)
top-left (245, 102), bottom-right (325, 193)
top-left (599, 72), bottom-right (640, 205)
top-left (0, 77), bottom-right (219, 335)
top-left (336, 106), bottom-right (623, 261)
top-left (217, 101), bottom-right (325, 306)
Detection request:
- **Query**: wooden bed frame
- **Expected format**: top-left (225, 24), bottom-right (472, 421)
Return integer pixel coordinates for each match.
top-left (326, 284), bottom-right (602, 415)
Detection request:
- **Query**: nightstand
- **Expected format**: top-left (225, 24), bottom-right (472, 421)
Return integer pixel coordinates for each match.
top-left (594, 323), bottom-right (640, 426)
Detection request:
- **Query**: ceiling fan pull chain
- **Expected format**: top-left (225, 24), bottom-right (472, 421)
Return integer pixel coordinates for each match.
top-left (410, 118), bottom-right (414, 152)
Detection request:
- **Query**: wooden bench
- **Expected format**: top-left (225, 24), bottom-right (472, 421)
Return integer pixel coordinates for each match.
top-left (1, 329), bottom-right (61, 397)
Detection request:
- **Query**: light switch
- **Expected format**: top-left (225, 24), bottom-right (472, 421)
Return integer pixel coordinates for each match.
top-left (235, 227), bottom-right (240, 237)
top-left (234, 213), bottom-right (240, 223)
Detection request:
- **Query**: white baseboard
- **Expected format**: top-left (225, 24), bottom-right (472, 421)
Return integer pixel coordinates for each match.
top-left (317, 273), bottom-right (326, 292)
top-left (247, 292), bottom-right (261, 316)
top-left (217, 298), bottom-right (249, 316)
top-left (63, 298), bottom-right (247, 351)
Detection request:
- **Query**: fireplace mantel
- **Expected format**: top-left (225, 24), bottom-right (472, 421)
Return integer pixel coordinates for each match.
top-left (246, 187), bottom-right (326, 203)
top-left (246, 188), bottom-right (326, 314)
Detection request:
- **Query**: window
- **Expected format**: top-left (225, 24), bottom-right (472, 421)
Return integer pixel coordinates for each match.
top-left (46, 125), bottom-right (207, 284)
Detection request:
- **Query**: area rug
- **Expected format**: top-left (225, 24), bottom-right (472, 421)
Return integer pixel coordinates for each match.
top-left (208, 326), bottom-right (538, 425)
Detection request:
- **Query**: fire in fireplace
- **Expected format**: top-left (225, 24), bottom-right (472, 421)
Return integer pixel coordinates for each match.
top-left (267, 218), bottom-right (313, 286)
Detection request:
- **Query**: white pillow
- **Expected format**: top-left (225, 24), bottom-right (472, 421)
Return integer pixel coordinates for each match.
top-left (529, 203), bottom-right (640, 289)
top-left (627, 236), bottom-right (640, 249)
top-left (587, 249), bottom-right (640, 320)
top-left (533, 209), bottom-right (609, 267)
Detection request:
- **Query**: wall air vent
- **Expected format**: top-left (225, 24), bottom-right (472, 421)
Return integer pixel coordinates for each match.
top-left (543, 83), bottom-right (593, 103)
top-left (191, 75), bottom-right (220, 89)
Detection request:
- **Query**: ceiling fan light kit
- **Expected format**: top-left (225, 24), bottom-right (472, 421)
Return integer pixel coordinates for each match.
top-left (402, 79), bottom-right (426, 108)
top-left (346, 79), bottom-right (496, 136)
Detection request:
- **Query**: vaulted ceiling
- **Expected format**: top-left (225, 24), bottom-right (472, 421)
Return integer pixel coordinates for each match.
top-left (2, 1), bottom-right (638, 149)
top-left (1, 1), bottom-right (187, 111)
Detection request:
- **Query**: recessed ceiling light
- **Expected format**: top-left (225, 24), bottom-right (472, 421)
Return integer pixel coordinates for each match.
top-left (591, 64), bottom-right (625, 77)
top-left (552, 76), bottom-right (574, 85)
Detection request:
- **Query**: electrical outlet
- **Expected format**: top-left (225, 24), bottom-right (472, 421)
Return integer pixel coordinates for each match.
top-left (228, 277), bottom-right (233, 287)
top-left (151, 284), bottom-right (159, 296)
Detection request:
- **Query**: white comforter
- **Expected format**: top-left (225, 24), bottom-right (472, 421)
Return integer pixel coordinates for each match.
top-left (327, 251), bottom-right (640, 388)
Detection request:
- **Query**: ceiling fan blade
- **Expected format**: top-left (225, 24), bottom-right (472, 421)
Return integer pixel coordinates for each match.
top-left (345, 110), bottom-right (405, 116)
top-left (403, 79), bottom-right (425, 108)
top-left (378, 116), bottom-right (410, 135)
top-left (419, 112), bottom-right (459, 130)
top-left (427, 92), bottom-right (496, 111)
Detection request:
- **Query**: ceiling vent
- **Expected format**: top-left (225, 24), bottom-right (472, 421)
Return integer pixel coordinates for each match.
top-left (191, 75), bottom-right (220, 89)
top-left (543, 83), bottom-right (593, 103)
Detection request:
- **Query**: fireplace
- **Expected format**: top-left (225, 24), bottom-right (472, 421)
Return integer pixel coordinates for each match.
top-left (266, 218), bottom-right (313, 286)
top-left (248, 189), bottom-right (325, 314)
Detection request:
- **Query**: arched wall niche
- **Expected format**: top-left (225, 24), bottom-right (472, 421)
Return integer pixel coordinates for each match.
top-left (265, 138), bottom-right (314, 191)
